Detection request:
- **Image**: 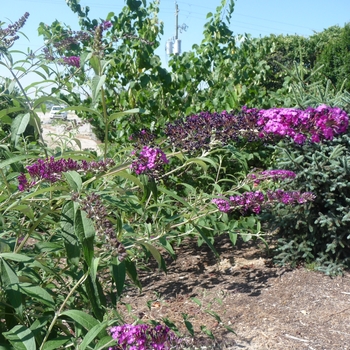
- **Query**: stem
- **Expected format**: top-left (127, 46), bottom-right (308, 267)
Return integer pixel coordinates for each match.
top-left (101, 86), bottom-right (109, 161)
top-left (39, 272), bottom-right (88, 350)
top-left (0, 169), bottom-right (11, 195)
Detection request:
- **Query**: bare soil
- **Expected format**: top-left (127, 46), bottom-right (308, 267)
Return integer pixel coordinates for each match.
top-left (119, 235), bottom-right (350, 350)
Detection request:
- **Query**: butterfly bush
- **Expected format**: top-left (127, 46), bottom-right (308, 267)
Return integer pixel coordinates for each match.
top-left (18, 157), bottom-right (115, 191)
top-left (131, 146), bottom-right (169, 176)
top-left (109, 323), bottom-right (180, 350)
top-left (149, 105), bottom-right (349, 153)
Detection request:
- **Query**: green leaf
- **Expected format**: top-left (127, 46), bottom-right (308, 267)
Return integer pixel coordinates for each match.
top-left (89, 55), bottom-right (100, 75)
top-left (240, 232), bottom-right (252, 242)
top-left (140, 242), bottom-right (167, 273)
top-left (0, 107), bottom-right (23, 120)
top-left (108, 108), bottom-right (143, 123)
top-left (75, 209), bottom-right (95, 266)
top-left (92, 75), bottom-right (106, 104)
top-left (60, 201), bottom-right (80, 266)
top-left (229, 232), bottom-right (238, 245)
top-left (2, 325), bottom-right (36, 350)
top-left (11, 113), bottom-right (30, 145)
top-left (182, 317), bottom-right (194, 337)
top-left (0, 259), bottom-right (22, 316)
top-left (84, 275), bottom-right (106, 321)
top-left (158, 186), bottom-right (192, 209)
top-left (200, 325), bottom-right (214, 339)
top-left (111, 260), bottom-right (126, 297)
top-left (158, 236), bottom-right (176, 259)
top-left (64, 171), bottom-right (82, 192)
top-left (205, 309), bottom-right (222, 323)
top-left (35, 242), bottom-right (62, 253)
top-left (62, 105), bottom-right (103, 119)
top-left (42, 337), bottom-right (71, 350)
top-left (7, 205), bottom-right (34, 221)
top-left (94, 336), bottom-right (116, 350)
top-left (191, 297), bottom-right (202, 307)
top-left (19, 283), bottom-right (55, 308)
top-left (0, 253), bottom-right (33, 262)
top-left (124, 259), bottom-right (142, 290)
top-left (60, 310), bottom-right (99, 331)
top-left (193, 225), bottom-right (220, 259)
top-left (79, 321), bottom-right (108, 350)
top-left (0, 155), bottom-right (34, 170)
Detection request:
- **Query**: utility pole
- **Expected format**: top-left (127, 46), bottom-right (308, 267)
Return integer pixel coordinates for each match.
top-left (175, 2), bottom-right (179, 40)
top-left (173, 1), bottom-right (181, 55)
top-left (166, 1), bottom-right (187, 57)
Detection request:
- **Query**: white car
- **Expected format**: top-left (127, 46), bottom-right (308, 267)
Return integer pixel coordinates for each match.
top-left (49, 106), bottom-right (68, 120)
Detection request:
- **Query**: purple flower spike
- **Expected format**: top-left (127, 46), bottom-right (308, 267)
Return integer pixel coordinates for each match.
top-left (18, 157), bottom-right (115, 191)
top-left (212, 190), bottom-right (315, 214)
top-left (62, 56), bottom-right (80, 68)
top-left (102, 21), bottom-right (112, 30)
top-left (247, 169), bottom-right (297, 184)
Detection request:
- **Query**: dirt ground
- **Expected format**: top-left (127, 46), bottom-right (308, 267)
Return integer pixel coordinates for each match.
top-left (119, 235), bottom-right (350, 350)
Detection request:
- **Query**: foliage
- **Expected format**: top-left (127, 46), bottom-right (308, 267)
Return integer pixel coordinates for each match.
top-left (1, 2), bottom-right (350, 349)
top-left (312, 23), bottom-right (350, 91)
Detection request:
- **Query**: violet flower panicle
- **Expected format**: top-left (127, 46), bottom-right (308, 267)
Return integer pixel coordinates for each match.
top-left (18, 157), bottom-right (115, 191)
top-left (62, 55), bottom-right (80, 68)
top-left (212, 190), bottom-right (315, 214)
top-left (247, 169), bottom-right (296, 185)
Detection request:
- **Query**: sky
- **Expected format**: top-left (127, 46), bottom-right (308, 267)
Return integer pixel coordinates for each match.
top-left (1, 0), bottom-right (349, 84)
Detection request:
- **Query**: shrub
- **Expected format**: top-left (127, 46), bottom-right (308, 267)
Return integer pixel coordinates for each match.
top-left (268, 133), bottom-right (350, 274)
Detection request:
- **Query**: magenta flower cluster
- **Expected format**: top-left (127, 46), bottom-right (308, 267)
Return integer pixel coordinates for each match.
top-left (18, 157), bottom-right (115, 191)
top-left (131, 146), bottom-right (169, 176)
top-left (255, 104), bottom-right (349, 144)
top-left (212, 190), bottom-right (315, 214)
top-left (247, 169), bottom-right (297, 184)
top-left (109, 324), bottom-right (179, 350)
top-left (62, 55), bottom-right (80, 68)
top-left (156, 105), bottom-right (350, 153)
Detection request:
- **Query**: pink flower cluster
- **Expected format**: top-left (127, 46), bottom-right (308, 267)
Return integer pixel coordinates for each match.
top-left (212, 190), bottom-right (315, 214)
top-left (131, 146), bottom-right (169, 175)
top-left (62, 55), bottom-right (80, 68)
top-left (109, 324), bottom-right (179, 350)
top-left (18, 157), bottom-right (115, 191)
top-left (256, 105), bottom-right (349, 144)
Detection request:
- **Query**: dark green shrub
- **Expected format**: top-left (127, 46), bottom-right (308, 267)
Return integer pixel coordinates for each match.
top-left (268, 134), bottom-right (350, 274)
